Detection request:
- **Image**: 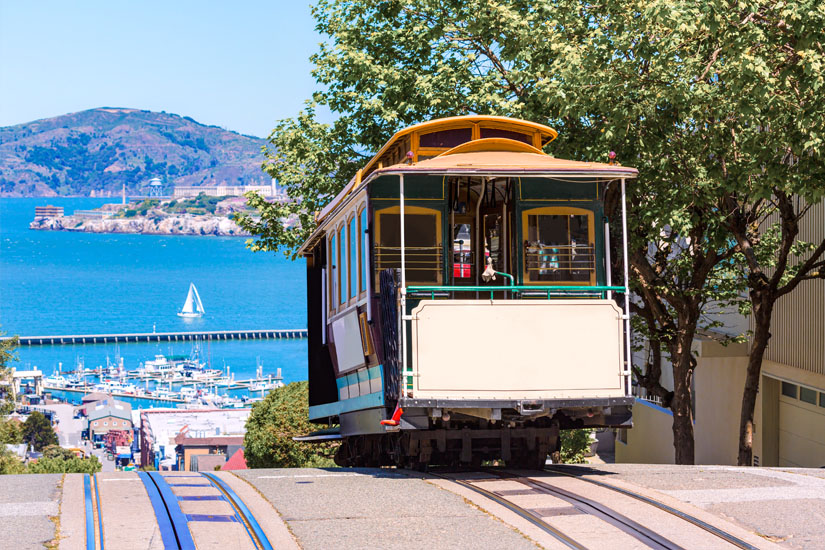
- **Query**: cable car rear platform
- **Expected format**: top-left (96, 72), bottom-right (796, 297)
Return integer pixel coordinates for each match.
top-left (6, 465), bottom-right (822, 549)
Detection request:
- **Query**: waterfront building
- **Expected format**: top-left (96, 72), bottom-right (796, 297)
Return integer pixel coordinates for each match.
top-left (34, 205), bottom-right (64, 218)
top-left (139, 408), bottom-right (250, 470)
top-left (87, 400), bottom-right (133, 444)
top-left (176, 433), bottom-right (245, 471)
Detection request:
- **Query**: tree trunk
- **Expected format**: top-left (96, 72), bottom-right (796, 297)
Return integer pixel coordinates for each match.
top-left (670, 328), bottom-right (696, 464)
top-left (738, 296), bottom-right (773, 466)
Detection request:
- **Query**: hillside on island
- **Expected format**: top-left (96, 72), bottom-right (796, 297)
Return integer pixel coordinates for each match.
top-left (0, 107), bottom-right (268, 197)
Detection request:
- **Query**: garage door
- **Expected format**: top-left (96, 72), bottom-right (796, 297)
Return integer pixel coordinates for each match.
top-left (778, 382), bottom-right (825, 468)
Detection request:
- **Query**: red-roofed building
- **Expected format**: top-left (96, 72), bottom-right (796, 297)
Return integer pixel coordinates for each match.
top-left (222, 448), bottom-right (247, 471)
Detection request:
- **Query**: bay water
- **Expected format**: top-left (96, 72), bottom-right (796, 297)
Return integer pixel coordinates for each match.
top-left (0, 198), bottom-right (308, 407)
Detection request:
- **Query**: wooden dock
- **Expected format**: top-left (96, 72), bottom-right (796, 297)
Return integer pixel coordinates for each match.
top-left (6, 328), bottom-right (307, 346)
top-left (43, 385), bottom-right (185, 403)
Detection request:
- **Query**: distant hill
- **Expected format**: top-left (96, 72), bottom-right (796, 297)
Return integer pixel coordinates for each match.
top-left (0, 108), bottom-right (268, 197)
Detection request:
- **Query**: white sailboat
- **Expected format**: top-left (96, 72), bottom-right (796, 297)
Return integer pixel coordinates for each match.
top-left (177, 283), bottom-right (205, 318)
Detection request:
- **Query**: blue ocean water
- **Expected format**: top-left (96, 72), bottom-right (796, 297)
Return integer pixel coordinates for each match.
top-left (0, 197), bottom-right (308, 404)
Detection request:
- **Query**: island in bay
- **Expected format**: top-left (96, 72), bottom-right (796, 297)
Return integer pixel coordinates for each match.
top-left (29, 194), bottom-right (266, 237)
top-left (2, 107), bottom-right (290, 236)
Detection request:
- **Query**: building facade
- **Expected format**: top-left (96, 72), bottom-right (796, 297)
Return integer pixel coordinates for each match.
top-left (618, 201), bottom-right (825, 467)
top-left (139, 408), bottom-right (250, 470)
top-left (87, 401), bottom-right (133, 443)
top-left (173, 179), bottom-right (283, 199)
top-left (34, 205), bottom-right (64, 218)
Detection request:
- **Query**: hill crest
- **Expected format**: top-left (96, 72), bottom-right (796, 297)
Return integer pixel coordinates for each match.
top-left (0, 108), bottom-right (268, 197)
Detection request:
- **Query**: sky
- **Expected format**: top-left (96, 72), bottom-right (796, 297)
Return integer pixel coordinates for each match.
top-left (0, 1), bottom-right (325, 138)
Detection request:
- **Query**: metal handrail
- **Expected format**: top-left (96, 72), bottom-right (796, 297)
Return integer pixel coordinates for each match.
top-left (406, 284), bottom-right (625, 300)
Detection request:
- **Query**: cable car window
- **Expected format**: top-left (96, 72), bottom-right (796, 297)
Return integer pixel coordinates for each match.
top-left (419, 128), bottom-right (472, 148)
top-left (453, 223), bottom-right (473, 280)
top-left (360, 208), bottom-right (368, 294)
top-left (349, 216), bottom-right (358, 300)
top-left (523, 208), bottom-right (595, 284)
top-left (479, 128), bottom-right (532, 144)
top-left (375, 206), bottom-right (442, 286)
top-left (339, 225), bottom-right (347, 304)
top-left (329, 234), bottom-right (337, 309)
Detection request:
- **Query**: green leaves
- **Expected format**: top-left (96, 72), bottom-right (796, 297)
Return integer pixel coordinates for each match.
top-left (242, 1), bottom-right (825, 462)
top-left (243, 381), bottom-right (337, 468)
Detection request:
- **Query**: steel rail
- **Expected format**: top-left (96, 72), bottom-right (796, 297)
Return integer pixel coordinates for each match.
top-left (137, 472), bottom-right (182, 550)
top-left (83, 474), bottom-right (96, 550)
top-left (545, 466), bottom-right (759, 550)
top-left (137, 472), bottom-right (197, 550)
top-left (201, 473), bottom-right (274, 550)
top-left (93, 473), bottom-right (105, 550)
top-left (199, 473), bottom-right (258, 547)
top-left (503, 473), bottom-right (685, 550)
top-left (428, 472), bottom-right (586, 550)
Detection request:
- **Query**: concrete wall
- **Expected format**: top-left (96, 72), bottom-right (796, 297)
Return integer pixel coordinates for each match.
top-left (693, 352), bottom-right (749, 465)
top-left (618, 340), bottom-right (751, 466)
top-left (615, 400), bottom-right (675, 464)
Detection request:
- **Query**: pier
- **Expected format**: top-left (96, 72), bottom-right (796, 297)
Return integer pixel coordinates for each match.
top-left (5, 328), bottom-right (307, 346)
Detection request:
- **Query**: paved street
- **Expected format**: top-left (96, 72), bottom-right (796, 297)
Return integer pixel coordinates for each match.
top-left (0, 465), bottom-right (822, 549)
top-left (0, 474), bottom-right (62, 550)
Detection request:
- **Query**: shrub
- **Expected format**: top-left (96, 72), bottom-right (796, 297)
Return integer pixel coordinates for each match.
top-left (26, 454), bottom-right (101, 474)
top-left (0, 448), bottom-right (25, 475)
top-left (0, 418), bottom-right (23, 445)
top-left (244, 381), bottom-right (337, 468)
top-left (558, 429), bottom-right (594, 464)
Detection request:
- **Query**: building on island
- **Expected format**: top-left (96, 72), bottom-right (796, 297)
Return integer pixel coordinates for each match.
top-left (34, 205), bottom-right (64, 218)
top-left (73, 209), bottom-right (116, 220)
top-left (148, 177), bottom-right (165, 197)
top-left (173, 178), bottom-right (284, 199)
top-left (618, 200), bottom-right (825, 467)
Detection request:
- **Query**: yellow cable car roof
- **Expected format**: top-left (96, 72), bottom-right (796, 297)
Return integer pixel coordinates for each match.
top-left (316, 117), bottom-right (633, 224)
top-left (377, 146), bottom-right (638, 177)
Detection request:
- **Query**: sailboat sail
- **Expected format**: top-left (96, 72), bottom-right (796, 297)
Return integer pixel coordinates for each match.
top-left (181, 285), bottom-right (195, 313)
top-left (178, 283), bottom-right (204, 317)
top-left (191, 284), bottom-right (205, 314)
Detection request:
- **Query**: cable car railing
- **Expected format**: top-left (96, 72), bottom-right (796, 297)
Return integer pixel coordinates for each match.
top-left (524, 243), bottom-right (596, 282)
top-left (406, 284), bottom-right (625, 300)
top-left (374, 245), bottom-right (443, 272)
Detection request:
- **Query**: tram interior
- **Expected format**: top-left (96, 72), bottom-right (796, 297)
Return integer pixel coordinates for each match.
top-left (373, 176), bottom-right (598, 291)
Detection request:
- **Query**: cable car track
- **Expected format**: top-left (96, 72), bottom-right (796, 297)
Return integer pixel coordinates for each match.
top-left (430, 468), bottom-right (757, 550)
top-left (544, 466), bottom-right (759, 550)
top-left (428, 471), bottom-right (586, 550)
top-left (83, 472), bottom-right (273, 550)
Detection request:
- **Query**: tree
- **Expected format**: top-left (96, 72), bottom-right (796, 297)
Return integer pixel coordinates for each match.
top-left (242, 0), bottom-right (825, 464)
top-left (22, 411), bottom-right (58, 452)
top-left (0, 418), bottom-right (23, 445)
top-left (0, 330), bottom-right (18, 415)
top-left (244, 381), bottom-right (337, 468)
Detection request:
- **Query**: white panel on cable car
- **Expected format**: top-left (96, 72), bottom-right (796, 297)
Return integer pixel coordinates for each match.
top-left (332, 310), bottom-right (366, 373)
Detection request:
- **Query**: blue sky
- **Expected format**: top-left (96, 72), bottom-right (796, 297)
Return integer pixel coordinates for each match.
top-left (0, 1), bottom-right (324, 137)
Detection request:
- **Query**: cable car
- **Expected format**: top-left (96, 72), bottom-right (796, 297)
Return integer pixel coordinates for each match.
top-left (297, 115), bottom-right (636, 468)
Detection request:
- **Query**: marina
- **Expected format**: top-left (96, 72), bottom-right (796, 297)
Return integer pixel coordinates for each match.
top-left (33, 350), bottom-right (286, 409)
